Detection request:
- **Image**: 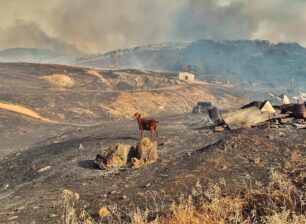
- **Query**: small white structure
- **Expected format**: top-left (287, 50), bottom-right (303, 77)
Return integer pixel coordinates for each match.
top-left (260, 101), bottom-right (276, 113)
top-left (277, 94), bottom-right (290, 104)
top-left (178, 72), bottom-right (195, 82)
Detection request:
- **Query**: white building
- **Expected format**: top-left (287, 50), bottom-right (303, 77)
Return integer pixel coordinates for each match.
top-left (178, 72), bottom-right (195, 82)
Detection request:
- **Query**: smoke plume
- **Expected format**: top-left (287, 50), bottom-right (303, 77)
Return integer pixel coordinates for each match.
top-left (0, 0), bottom-right (305, 54)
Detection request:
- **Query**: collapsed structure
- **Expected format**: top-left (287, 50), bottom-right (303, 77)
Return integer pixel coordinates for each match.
top-left (208, 99), bottom-right (306, 131)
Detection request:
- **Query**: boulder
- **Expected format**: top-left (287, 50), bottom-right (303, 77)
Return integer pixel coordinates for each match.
top-left (132, 138), bottom-right (158, 168)
top-left (137, 137), bottom-right (158, 163)
top-left (95, 138), bottom-right (158, 170)
top-left (95, 144), bottom-right (136, 170)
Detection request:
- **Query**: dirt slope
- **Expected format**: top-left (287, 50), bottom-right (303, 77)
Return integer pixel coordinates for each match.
top-left (0, 62), bottom-right (244, 123)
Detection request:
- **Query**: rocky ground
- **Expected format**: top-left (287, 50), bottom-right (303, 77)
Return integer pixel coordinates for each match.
top-left (0, 113), bottom-right (305, 223)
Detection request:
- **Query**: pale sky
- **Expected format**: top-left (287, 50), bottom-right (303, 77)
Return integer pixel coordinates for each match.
top-left (0, 0), bottom-right (305, 54)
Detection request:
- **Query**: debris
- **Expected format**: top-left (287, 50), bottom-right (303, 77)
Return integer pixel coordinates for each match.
top-left (297, 98), bottom-right (305, 104)
top-left (278, 132), bottom-right (286, 137)
top-left (208, 107), bottom-right (223, 125)
top-left (37, 166), bottom-right (51, 173)
top-left (221, 165), bottom-right (228, 170)
top-left (240, 101), bottom-right (264, 110)
top-left (7, 216), bottom-right (18, 221)
top-left (2, 184), bottom-right (9, 191)
top-left (254, 157), bottom-right (261, 164)
top-left (79, 143), bottom-right (85, 149)
top-left (291, 103), bottom-right (306, 119)
top-left (192, 102), bottom-right (212, 114)
top-left (292, 123), bottom-right (306, 129)
top-left (268, 135), bottom-right (274, 140)
top-left (214, 125), bottom-right (226, 132)
top-left (279, 117), bottom-right (294, 124)
top-left (260, 101), bottom-right (276, 113)
top-left (122, 195), bottom-right (128, 200)
top-left (223, 107), bottom-right (270, 130)
top-left (241, 100), bottom-right (275, 113)
top-left (160, 139), bottom-right (172, 146)
top-left (278, 94), bottom-right (290, 104)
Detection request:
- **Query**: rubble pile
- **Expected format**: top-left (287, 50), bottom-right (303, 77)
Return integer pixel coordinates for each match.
top-left (208, 99), bottom-right (306, 131)
top-left (193, 102), bottom-right (212, 114)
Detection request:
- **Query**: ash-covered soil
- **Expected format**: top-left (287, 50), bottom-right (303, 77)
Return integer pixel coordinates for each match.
top-left (0, 113), bottom-right (305, 223)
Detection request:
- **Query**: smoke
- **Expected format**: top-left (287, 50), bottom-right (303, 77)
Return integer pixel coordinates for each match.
top-left (0, 21), bottom-right (81, 55)
top-left (0, 0), bottom-right (305, 54)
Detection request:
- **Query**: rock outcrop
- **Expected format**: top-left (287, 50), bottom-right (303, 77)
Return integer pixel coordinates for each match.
top-left (95, 144), bottom-right (137, 170)
top-left (132, 138), bottom-right (158, 168)
top-left (95, 138), bottom-right (158, 170)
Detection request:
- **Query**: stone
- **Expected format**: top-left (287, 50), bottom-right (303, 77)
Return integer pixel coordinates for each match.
top-left (278, 132), bottom-right (286, 137)
top-left (132, 138), bottom-right (158, 168)
top-left (136, 137), bottom-right (158, 164)
top-left (254, 157), bottom-right (261, 164)
top-left (2, 184), bottom-right (9, 191)
top-left (122, 195), bottom-right (128, 200)
top-left (37, 166), bottom-right (51, 173)
top-left (95, 144), bottom-right (136, 170)
top-left (96, 138), bottom-right (158, 170)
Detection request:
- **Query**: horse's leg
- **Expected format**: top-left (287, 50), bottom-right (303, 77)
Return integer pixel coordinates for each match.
top-left (155, 128), bottom-right (158, 139)
top-left (140, 129), bottom-right (144, 139)
top-left (150, 128), bottom-right (154, 140)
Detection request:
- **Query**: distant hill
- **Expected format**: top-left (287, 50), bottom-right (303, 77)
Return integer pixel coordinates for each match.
top-left (0, 48), bottom-right (78, 65)
top-left (77, 40), bottom-right (306, 85)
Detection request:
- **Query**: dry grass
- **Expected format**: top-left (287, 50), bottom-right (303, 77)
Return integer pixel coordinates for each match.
top-left (0, 101), bottom-right (57, 123)
top-left (105, 87), bottom-right (217, 119)
top-left (41, 74), bottom-right (75, 88)
top-left (61, 169), bottom-right (305, 224)
top-left (86, 70), bottom-right (112, 87)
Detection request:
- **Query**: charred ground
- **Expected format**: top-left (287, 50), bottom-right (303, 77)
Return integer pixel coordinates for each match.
top-left (0, 63), bottom-right (305, 223)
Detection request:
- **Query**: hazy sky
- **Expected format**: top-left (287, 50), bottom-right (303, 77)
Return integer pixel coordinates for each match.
top-left (0, 0), bottom-right (305, 54)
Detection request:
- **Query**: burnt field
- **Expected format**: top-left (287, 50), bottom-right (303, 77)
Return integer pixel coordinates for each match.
top-left (0, 63), bottom-right (305, 223)
top-left (0, 113), bottom-right (305, 223)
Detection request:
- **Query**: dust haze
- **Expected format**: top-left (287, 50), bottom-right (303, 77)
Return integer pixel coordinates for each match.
top-left (0, 0), bottom-right (306, 54)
